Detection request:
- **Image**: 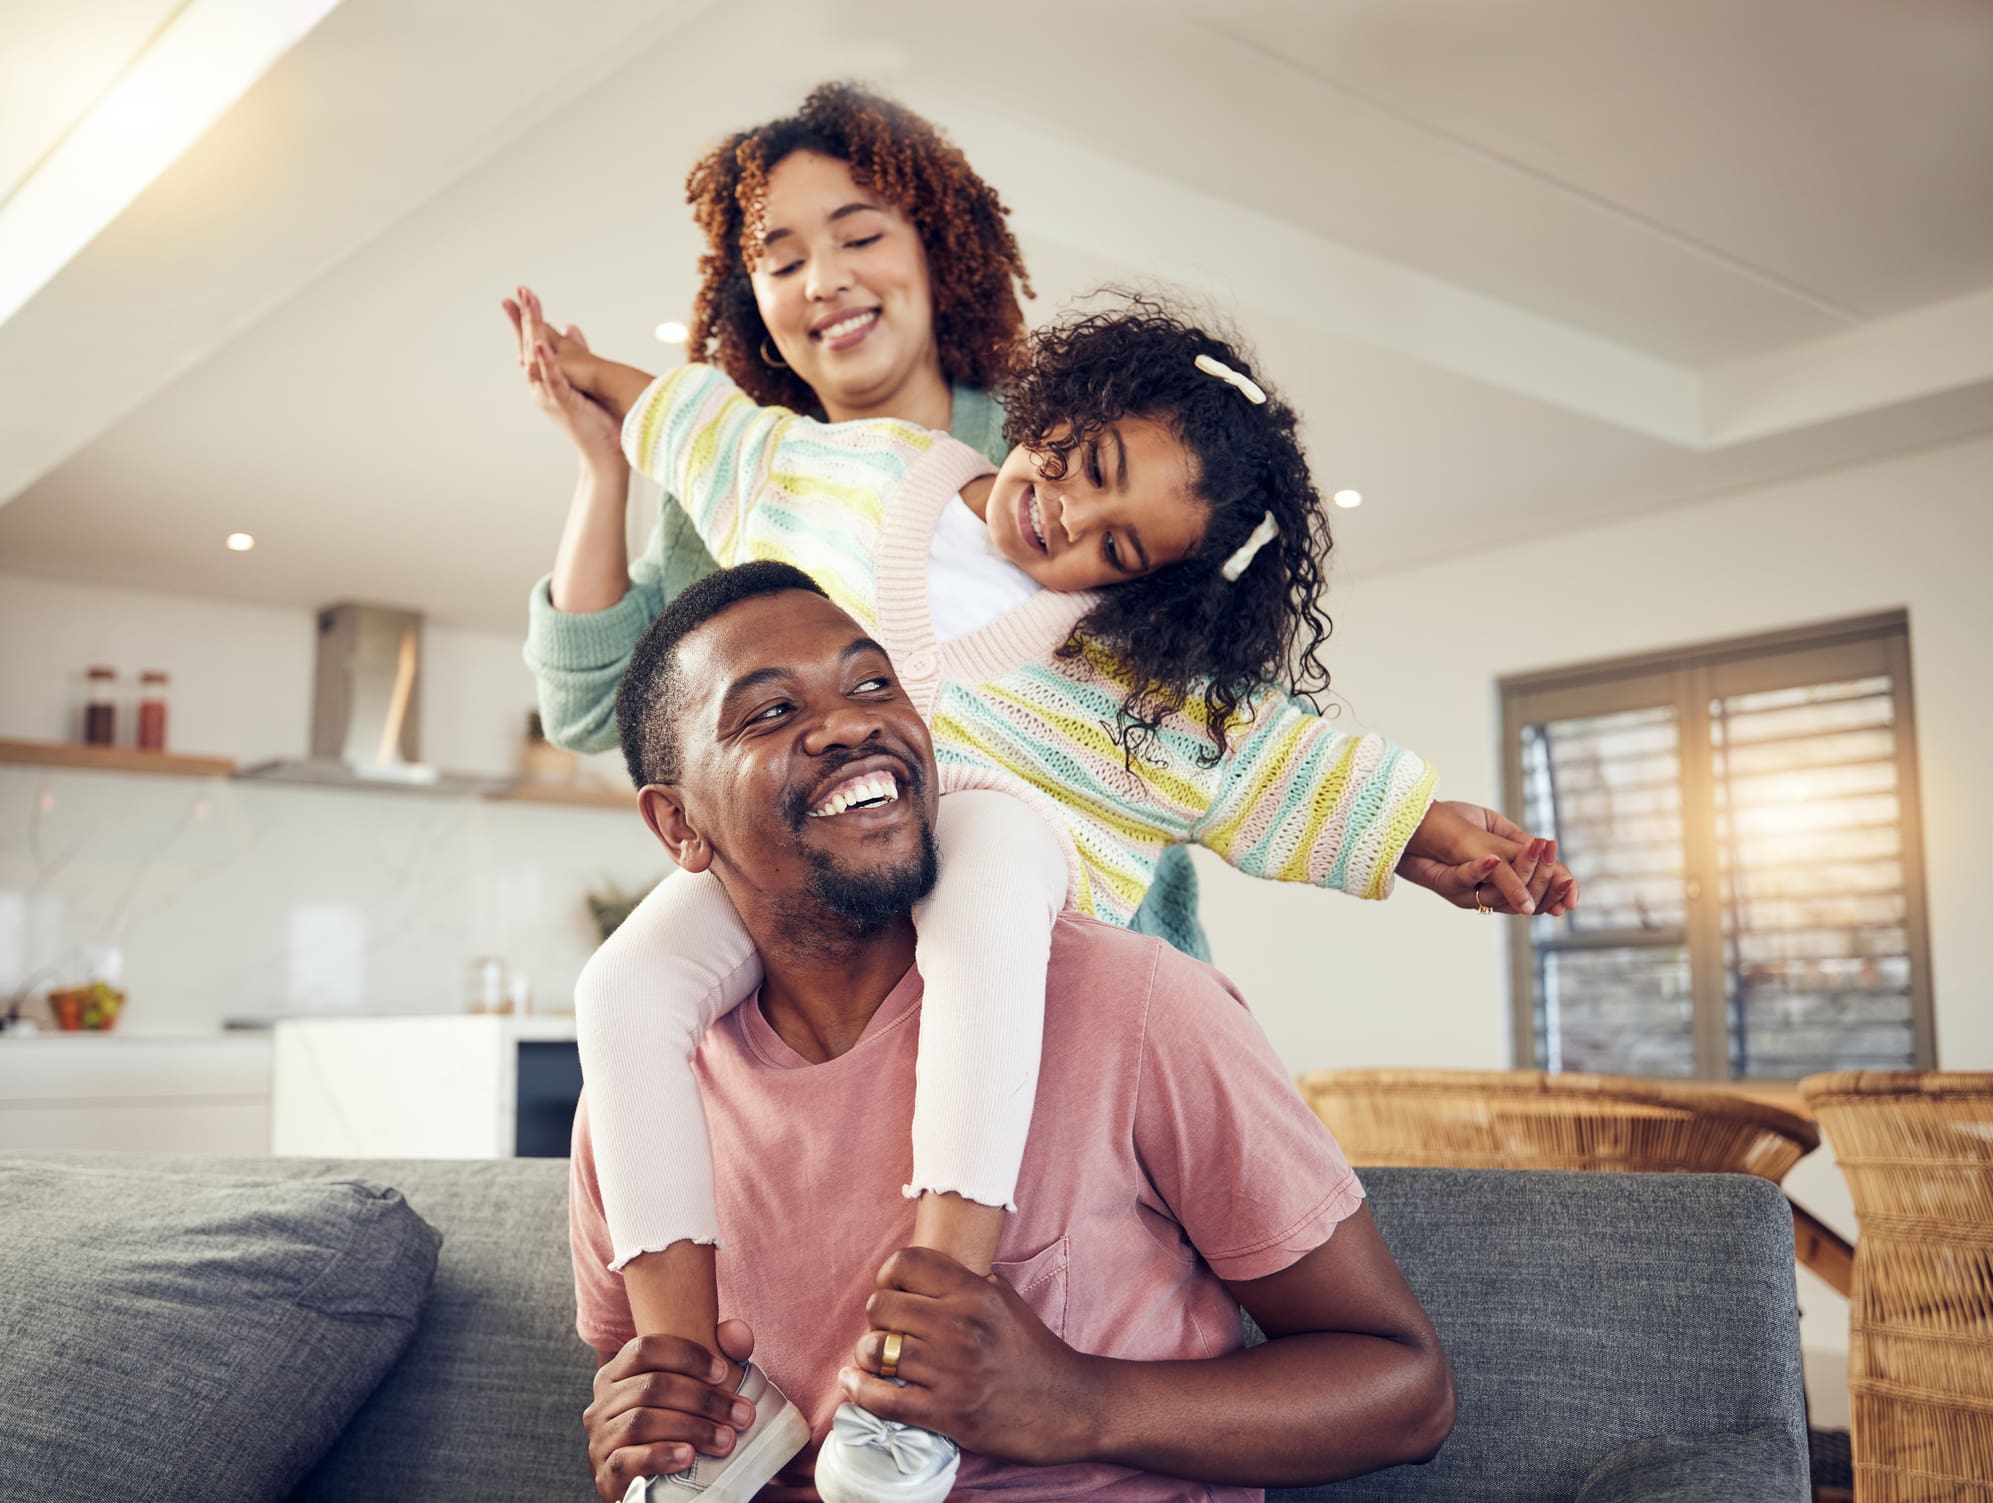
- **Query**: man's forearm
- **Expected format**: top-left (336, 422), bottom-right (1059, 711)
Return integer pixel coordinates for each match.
top-left (1074, 1329), bottom-right (1454, 1486)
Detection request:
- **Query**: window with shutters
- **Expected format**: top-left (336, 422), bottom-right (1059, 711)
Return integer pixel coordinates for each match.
top-left (1500, 612), bottom-right (1934, 1080)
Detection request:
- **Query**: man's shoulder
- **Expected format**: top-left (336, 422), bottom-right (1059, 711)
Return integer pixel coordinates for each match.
top-left (1045, 914), bottom-right (1249, 1032)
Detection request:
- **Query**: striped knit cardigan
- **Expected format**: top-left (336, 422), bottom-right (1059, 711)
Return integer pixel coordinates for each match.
top-left (621, 363), bottom-right (1439, 925)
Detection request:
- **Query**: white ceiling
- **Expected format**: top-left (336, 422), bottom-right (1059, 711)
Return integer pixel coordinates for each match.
top-left (0, 0), bottom-right (181, 204)
top-left (1, 0), bottom-right (1989, 630)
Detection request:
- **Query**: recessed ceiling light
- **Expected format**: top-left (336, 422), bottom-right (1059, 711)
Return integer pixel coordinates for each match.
top-left (226, 532), bottom-right (255, 551)
top-left (655, 321), bottom-right (689, 344)
top-left (1333, 489), bottom-right (1363, 509)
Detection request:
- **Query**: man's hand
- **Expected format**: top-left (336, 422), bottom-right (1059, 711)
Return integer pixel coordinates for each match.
top-left (583, 1325), bottom-right (760, 1502)
top-left (837, 1247), bottom-right (1096, 1465)
top-left (1397, 800), bottom-right (1578, 917)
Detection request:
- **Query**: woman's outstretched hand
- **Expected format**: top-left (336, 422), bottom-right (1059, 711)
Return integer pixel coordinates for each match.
top-left (502, 285), bottom-right (624, 471)
top-left (1397, 801), bottom-right (1579, 917)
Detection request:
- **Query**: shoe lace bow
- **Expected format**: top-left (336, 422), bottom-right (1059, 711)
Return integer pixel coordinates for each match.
top-left (831, 1406), bottom-right (945, 1474)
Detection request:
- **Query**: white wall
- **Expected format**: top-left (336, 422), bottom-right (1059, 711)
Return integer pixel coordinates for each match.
top-left (1192, 429), bottom-right (1993, 1371)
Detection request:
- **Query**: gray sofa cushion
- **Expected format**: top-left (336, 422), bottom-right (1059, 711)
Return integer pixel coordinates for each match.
top-left (236, 1158), bottom-right (601, 1503)
top-left (25, 1153), bottom-right (601, 1503)
top-left (18, 1156), bottom-right (1809, 1503)
top-left (1574, 1429), bottom-right (1808, 1502)
top-left (0, 1158), bottom-right (439, 1503)
top-left (1284, 1169), bottom-right (1808, 1502)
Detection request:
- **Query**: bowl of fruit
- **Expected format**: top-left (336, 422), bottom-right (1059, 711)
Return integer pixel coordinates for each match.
top-left (49, 981), bottom-right (125, 1032)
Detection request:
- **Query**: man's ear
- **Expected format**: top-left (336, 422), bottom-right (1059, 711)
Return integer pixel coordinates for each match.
top-left (638, 784), bottom-right (714, 874)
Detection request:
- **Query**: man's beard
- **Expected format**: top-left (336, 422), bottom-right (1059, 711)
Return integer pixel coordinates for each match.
top-left (779, 753), bottom-right (939, 936)
top-left (800, 815), bottom-right (939, 935)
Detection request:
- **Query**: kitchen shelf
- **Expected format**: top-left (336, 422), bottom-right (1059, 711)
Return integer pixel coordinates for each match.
top-left (0, 737), bottom-right (634, 810)
top-left (484, 781), bottom-right (634, 810)
top-left (0, 737), bottom-right (236, 779)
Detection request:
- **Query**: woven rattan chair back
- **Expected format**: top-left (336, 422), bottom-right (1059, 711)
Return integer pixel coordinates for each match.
top-left (1800, 1071), bottom-right (1993, 1503)
top-left (1296, 1068), bottom-right (1818, 1181)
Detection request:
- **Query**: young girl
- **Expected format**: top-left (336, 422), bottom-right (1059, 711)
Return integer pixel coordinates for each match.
top-left (522, 296), bottom-right (1574, 1502)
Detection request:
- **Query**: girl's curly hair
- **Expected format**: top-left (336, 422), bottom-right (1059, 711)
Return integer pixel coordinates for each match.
top-left (684, 83), bottom-right (1033, 415)
top-left (1003, 295), bottom-right (1335, 767)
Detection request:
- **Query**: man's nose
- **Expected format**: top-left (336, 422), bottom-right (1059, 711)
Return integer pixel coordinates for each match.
top-left (800, 698), bottom-right (883, 753)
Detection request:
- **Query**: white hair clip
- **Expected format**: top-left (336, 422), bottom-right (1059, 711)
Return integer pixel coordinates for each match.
top-left (1220, 510), bottom-right (1280, 581)
top-left (1195, 353), bottom-right (1267, 405)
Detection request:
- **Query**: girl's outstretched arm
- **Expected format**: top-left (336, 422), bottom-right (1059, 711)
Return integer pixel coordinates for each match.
top-left (1187, 691), bottom-right (1573, 915)
top-left (1188, 690), bottom-right (1439, 903)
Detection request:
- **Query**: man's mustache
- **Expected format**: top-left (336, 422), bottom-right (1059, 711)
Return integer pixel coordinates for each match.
top-left (779, 748), bottom-right (926, 831)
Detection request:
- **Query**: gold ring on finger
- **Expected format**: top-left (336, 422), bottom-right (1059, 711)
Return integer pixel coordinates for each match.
top-left (1475, 884), bottom-right (1494, 916)
top-left (879, 1330), bottom-right (904, 1380)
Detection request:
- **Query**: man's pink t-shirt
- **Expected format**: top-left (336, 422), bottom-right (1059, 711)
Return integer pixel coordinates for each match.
top-left (569, 915), bottom-right (1364, 1502)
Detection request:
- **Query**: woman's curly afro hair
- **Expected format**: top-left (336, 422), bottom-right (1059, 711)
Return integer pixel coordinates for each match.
top-left (684, 82), bottom-right (1032, 416)
top-left (1004, 295), bottom-right (1335, 767)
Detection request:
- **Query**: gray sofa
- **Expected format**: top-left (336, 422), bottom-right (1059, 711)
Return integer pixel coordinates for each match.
top-left (37, 1155), bottom-right (1811, 1501)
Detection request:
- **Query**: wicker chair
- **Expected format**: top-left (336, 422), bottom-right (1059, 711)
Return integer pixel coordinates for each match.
top-left (1297, 1068), bottom-right (1820, 1181)
top-left (1799, 1072), bottom-right (1993, 1503)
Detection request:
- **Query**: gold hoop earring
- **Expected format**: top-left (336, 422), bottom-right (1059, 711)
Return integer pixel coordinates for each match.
top-left (759, 337), bottom-right (787, 370)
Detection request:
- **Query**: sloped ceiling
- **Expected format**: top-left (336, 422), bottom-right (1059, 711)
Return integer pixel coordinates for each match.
top-left (0, 0), bottom-right (1988, 628)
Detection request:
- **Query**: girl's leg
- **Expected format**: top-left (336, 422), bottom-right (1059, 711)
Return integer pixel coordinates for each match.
top-left (575, 866), bottom-right (763, 1370)
top-left (905, 789), bottom-right (1071, 1274)
top-left (816, 791), bottom-right (1072, 1503)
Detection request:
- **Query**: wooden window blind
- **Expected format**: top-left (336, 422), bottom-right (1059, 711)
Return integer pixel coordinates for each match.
top-left (1500, 612), bottom-right (1934, 1080)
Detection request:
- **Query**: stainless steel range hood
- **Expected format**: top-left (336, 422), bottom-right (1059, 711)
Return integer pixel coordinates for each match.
top-left (237, 603), bottom-right (511, 795)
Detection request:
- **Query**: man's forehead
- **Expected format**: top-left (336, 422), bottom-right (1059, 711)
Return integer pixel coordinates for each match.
top-left (678, 590), bottom-right (875, 701)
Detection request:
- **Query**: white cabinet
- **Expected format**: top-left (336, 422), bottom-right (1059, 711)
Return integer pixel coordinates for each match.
top-left (0, 1035), bottom-right (273, 1154)
top-left (272, 1014), bottom-right (580, 1159)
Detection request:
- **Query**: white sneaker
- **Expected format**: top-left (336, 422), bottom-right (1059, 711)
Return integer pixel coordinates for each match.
top-left (623, 1362), bottom-right (810, 1503)
top-left (812, 1402), bottom-right (961, 1503)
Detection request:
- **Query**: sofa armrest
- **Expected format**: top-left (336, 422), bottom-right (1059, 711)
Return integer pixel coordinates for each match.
top-left (1573, 1428), bottom-right (1807, 1503)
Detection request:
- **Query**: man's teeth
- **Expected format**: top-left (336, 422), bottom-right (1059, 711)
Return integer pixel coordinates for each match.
top-left (806, 771), bottom-right (900, 818)
top-left (818, 311), bottom-right (877, 340)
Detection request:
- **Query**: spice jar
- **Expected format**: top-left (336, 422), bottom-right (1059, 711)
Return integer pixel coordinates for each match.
top-left (83, 666), bottom-right (118, 747)
top-left (137, 670), bottom-right (170, 752)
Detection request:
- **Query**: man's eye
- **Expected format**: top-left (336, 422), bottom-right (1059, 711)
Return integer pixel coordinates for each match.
top-left (750, 702), bottom-right (791, 723)
top-left (854, 676), bottom-right (892, 693)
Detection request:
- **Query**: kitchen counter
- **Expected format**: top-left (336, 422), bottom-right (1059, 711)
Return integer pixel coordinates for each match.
top-left (0, 1032), bottom-right (273, 1154)
top-left (273, 1013), bottom-right (579, 1159)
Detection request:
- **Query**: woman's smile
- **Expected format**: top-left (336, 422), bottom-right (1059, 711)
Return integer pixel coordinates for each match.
top-left (812, 306), bottom-right (883, 352)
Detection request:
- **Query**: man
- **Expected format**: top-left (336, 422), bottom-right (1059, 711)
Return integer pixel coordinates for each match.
top-left (571, 561), bottom-right (1456, 1502)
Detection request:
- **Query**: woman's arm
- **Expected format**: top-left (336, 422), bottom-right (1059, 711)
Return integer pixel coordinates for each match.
top-left (505, 290), bottom-right (660, 752)
top-left (505, 290), bottom-right (635, 613)
top-left (550, 459), bottom-right (634, 614)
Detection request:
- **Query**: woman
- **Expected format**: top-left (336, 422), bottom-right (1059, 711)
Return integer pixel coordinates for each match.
top-left (519, 83), bottom-right (1211, 961)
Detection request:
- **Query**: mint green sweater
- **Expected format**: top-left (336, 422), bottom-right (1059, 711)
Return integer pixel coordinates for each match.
top-left (523, 380), bottom-right (1210, 959)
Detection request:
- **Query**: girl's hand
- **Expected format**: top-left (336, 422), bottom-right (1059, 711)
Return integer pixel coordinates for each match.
top-left (1398, 802), bottom-right (1579, 917)
top-left (501, 286), bottom-right (625, 471)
